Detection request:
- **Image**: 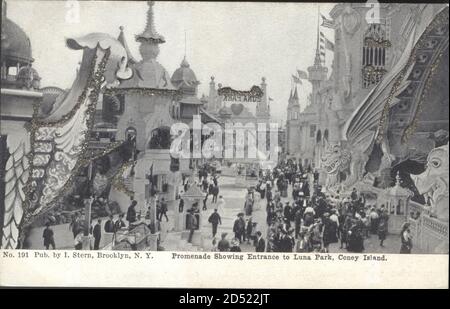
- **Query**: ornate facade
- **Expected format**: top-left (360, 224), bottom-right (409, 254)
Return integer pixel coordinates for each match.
top-left (204, 77), bottom-right (271, 126)
top-left (287, 3), bottom-right (448, 253)
top-left (286, 4), bottom-right (448, 192)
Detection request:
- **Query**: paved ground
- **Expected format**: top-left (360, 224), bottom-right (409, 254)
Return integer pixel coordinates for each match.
top-left (159, 176), bottom-right (412, 253)
top-left (159, 175), bottom-right (268, 252)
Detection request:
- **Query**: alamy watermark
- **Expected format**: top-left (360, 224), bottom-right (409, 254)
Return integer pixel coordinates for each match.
top-left (365, 0), bottom-right (381, 24)
top-left (169, 115), bottom-right (279, 163)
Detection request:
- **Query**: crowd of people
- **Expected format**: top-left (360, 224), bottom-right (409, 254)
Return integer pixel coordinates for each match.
top-left (258, 159), bottom-right (414, 253)
top-left (41, 159), bottom-right (414, 254)
top-left (210, 159), bottom-right (413, 254)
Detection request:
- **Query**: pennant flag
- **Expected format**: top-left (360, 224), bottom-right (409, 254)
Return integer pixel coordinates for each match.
top-left (297, 70), bottom-right (308, 79)
top-left (321, 14), bottom-right (335, 29)
top-left (292, 74), bottom-right (302, 84)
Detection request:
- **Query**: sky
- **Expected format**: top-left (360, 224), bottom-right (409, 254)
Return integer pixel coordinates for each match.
top-left (6, 0), bottom-right (335, 124)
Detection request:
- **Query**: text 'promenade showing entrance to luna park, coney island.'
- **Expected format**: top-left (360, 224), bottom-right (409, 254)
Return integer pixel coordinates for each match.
top-left (0, 1), bottom-right (447, 259)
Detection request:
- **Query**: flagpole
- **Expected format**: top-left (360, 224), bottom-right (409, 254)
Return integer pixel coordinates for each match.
top-left (317, 4), bottom-right (320, 54)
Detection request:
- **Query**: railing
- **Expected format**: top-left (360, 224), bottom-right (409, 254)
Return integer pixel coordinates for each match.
top-left (407, 201), bottom-right (448, 254)
top-left (408, 201), bottom-right (432, 217)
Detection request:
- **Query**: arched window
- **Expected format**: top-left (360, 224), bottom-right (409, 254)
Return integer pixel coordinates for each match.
top-left (148, 126), bottom-right (171, 149)
top-left (316, 130), bottom-right (322, 143)
top-left (125, 127), bottom-right (137, 142)
top-left (310, 125), bottom-right (316, 138)
top-left (324, 129), bottom-right (329, 142)
top-left (362, 23), bottom-right (390, 88)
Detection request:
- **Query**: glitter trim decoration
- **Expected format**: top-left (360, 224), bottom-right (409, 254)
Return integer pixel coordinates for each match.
top-left (401, 21), bottom-right (449, 143)
top-left (111, 160), bottom-right (135, 197)
top-left (20, 48), bottom-right (111, 235)
top-left (104, 87), bottom-right (180, 99)
top-left (376, 8), bottom-right (449, 145)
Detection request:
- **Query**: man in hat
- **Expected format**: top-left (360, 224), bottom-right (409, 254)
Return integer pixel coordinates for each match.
top-left (126, 200), bottom-right (137, 225)
top-left (187, 209), bottom-right (198, 243)
top-left (233, 213), bottom-right (246, 243)
top-left (315, 195), bottom-right (329, 219)
top-left (284, 202), bottom-right (293, 222)
top-left (92, 219), bottom-right (102, 250)
top-left (255, 231), bottom-right (266, 252)
top-left (313, 169), bottom-right (319, 185)
top-left (42, 222), bottom-right (55, 250)
top-left (351, 188), bottom-right (359, 202)
top-left (104, 214), bottom-right (115, 233)
top-left (158, 198), bottom-right (169, 222)
top-left (208, 209), bottom-right (222, 238)
top-left (114, 213), bottom-right (126, 231)
top-left (294, 208), bottom-right (303, 239)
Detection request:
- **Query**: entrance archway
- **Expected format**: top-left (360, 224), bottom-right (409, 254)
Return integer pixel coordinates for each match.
top-left (148, 126), bottom-right (171, 149)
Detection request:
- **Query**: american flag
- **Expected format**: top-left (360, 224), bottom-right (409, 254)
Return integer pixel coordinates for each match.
top-left (319, 32), bottom-right (326, 63)
top-left (321, 14), bottom-right (335, 29)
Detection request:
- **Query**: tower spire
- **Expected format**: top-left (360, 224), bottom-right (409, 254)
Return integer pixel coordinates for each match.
top-left (136, 1), bottom-right (165, 43)
top-left (184, 30), bottom-right (187, 59)
top-left (314, 4), bottom-right (322, 66)
top-left (293, 85), bottom-right (299, 101)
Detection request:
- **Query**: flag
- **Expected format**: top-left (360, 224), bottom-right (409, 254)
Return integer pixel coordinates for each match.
top-left (269, 97), bottom-right (274, 101)
top-left (320, 31), bottom-right (325, 44)
top-left (292, 74), bottom-right (302, 84)
top-left (321, 14), bottom-right (335, 29)
top-left (297, 70), bottom-right (308, 79)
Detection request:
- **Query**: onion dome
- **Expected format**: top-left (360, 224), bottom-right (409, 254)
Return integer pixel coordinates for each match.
top-left (171, 57), bottom-right (199, 90)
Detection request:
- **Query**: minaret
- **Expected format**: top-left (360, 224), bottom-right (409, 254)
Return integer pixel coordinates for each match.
top-left (287, 88), bottom-right (293, 121)
top-left (288, 89), bottom-right (293, 107)
top-left (292, 86), bottom-right (300, 106)
top-left (208, 76), bottom-right (217, 112)
top-left (291, 86), bottom-right (300, 120)
top-left (135, 1), bottom-right (165, 61)
top-left (286, 86), bottom-right (300, 155)
top-left (308, 6), bottom-right (328, 105)
top-left (256, 77), bottom-right (270, 119)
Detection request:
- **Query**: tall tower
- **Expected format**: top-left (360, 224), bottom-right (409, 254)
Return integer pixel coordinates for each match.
top-left (287, 86), bottom-right (301, 121)
top-left (286, 86), bottom-right (301, 155)
top-left (308, 8), bottom-right (328, 105)
top-left (135, 1), bottom-right (166, 62)
top-left (207, 76), bottom-right (217, 112)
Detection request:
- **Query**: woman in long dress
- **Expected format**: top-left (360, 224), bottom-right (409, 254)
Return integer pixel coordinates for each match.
top-left (216, 196), bottom-right (226, 214)
top-left (322, 214), bottom-right (339, 252)
top-left (244, 195), bottom-right (253, 216)
top-left (378, 210), bottom-right (389, 247)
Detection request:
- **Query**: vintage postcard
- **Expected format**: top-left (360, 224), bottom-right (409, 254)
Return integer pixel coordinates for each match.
top-left (0, 0), bottom-right (448, 289)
